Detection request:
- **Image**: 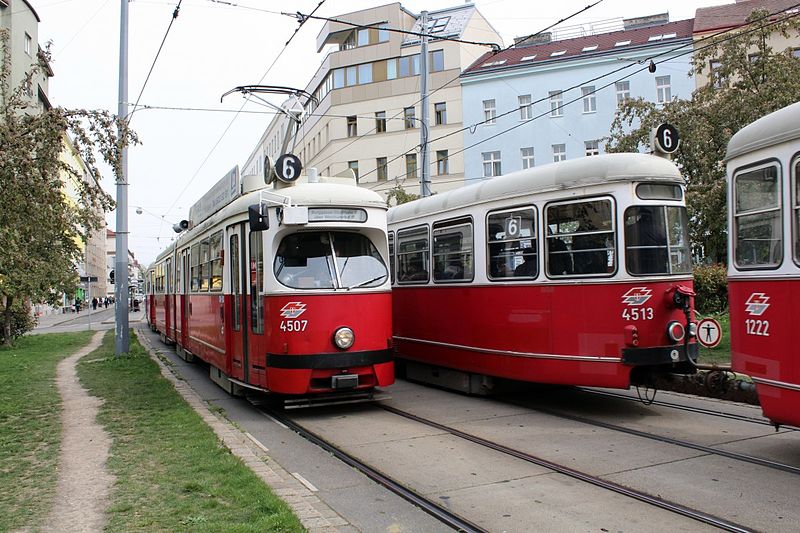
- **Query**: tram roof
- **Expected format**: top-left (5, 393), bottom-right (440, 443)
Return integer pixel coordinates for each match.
top-left (726, 102), bottom-right (800, 161)
top-left (152, 180), bottom-right (386, 264)
top-left (388, 153), bottom-right (683, 224)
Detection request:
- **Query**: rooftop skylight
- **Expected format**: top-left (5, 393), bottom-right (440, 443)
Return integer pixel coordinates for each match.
top-left (550, 50), bottom-right (567, 57)
top-left (581, 45), bottom-right (598, 52)
top-left (615, 40), bottom-right (631, 47)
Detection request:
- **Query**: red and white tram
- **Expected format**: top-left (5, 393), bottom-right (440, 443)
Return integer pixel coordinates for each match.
top-left (388, 153), bottom-right (698, 392)
top-left (726, 102), bottom-right (800, 427)
top-left (146, 165), bottom-right (394, 398)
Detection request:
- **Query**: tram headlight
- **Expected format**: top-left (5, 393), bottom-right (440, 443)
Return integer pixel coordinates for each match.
top-left (667, 321), bottom-right (686, 343)
top-left (333, 327), bottom-right (355, 350)
top-left (688, 322), bottom-right (697, 338)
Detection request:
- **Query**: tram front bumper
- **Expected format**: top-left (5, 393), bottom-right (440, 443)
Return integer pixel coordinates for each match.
top-left (621, 343), bottom-right (698, 366)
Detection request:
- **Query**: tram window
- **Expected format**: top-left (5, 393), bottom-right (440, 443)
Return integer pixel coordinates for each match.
top-left (487, 208), bottom-right (537, 280)
top-left (165, 258), bottom-right (172, 293)
top-left (209, 231), bottom-right (223, 292)
top-left (546, 199), bottom-right (615, 277)
top-left (388, 232), bottom-right (395, 284)
top-left (397, 227), bottom-right (429, 283)
top-left (230, 234), bottom-right (241, 331)
top-left (625, 206), bottom-right (691, 275)
top-left (199, 240), bottom-right (210, 291)
top-left (274, 232), bottom-right (387, 289)
top-left (250, 231), bottom-right (264, 334)
top-left (794, 159), bottom-right (800, 264)
top-left (636, 183), bottom-right (683, 201)
top-left (432, 219), bottom-right (473, 283)
top-left (190, 243), bottom-right (200, 292)
top-left (734, 164), bottom-right (782, 268)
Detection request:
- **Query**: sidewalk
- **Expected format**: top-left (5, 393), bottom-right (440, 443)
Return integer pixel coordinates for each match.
top-left (34, 307), bottom-right (144, 330)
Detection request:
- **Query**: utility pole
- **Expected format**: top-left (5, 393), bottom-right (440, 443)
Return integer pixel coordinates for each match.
top-left (419, 10), bottom-right (432, 197)
top-left (115, 0), bottom-right (130, 356)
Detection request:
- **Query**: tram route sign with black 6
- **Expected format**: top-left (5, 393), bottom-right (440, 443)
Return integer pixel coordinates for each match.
top-left (275, 154), bottom-right (302, 183)
top-left (652, 123), bottom-right (680, 154)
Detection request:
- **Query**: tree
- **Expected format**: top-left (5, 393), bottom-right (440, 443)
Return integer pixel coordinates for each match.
top-left (607, 10), bottom-right (800, 263)
top-left (385, 181), bottom-right (421, 207)
top-left (0, 30), bottom-right (138, 345)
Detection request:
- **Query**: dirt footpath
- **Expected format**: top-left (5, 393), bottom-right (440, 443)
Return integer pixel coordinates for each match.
top-left (43, 331), bottom-right (113, 532)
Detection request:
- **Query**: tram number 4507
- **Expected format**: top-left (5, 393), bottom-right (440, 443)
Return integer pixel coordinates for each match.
top-left (280, 320), bottom-right (308, 332)
top-left (745, 319), bottom-right (770, 336)
top-left (622, 307), bottom-right (653, 321)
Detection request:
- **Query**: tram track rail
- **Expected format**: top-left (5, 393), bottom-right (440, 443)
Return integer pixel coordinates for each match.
top-left (576, 387), bottom-right (799, 430)
top-left (503, 399), bottom-right (800, 476)
top-left (262, 407), bottom-right (489, 533)
top-left (378, 404), bottom-right (753, 533)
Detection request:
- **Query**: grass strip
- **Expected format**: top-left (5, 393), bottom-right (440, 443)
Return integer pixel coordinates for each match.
top-left (0, 331), bottom-right (94, 531)
top-left (77, 331), bottom-right (303, 532)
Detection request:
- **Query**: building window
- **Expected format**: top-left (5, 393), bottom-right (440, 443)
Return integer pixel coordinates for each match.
top-left (585, 140), bottom-right (600, 157)
top-left (430, 49), bottom-right (444, 72)
top-left (483, 99), bottom-right (496, 124)
top-left (378, 23), bottom-right (390, 42)
top-left (552, 144), bottom-right (566, 162)
top-left (358, 63), bottom-right (373, 84)
top-left (24, 33), bottom-right (32, 56)
top-left (549, 91), bottom-right (563, 117)
top-left (521, 147), bottom-right (534, 169)
top-left (375, 111), bottom-right (386, 133)
top-left (582, 86), bottom-right (596, 113)
top-left (656, 75), bottom-right (671, 103)
top-left (519, 94), bottom-right (532, 120)
top-left (405, 154), bottom-right (418, 179)
top-left (346, 66), bottom-right (357, 86)
top-left (710, 60), bottom-right (723, 88)
top-left (377, 157), bottom-right (388, 181)
top-left (357, 28), bottom-right (370, 47)
top-left (436, 150), bottom-right (449, 175)
top-left (482, 151), bottom-right (501, 177)
top-left (404, 106), bottom-right (416, 129)
top-left (348, 161), bottom-right (359, 182)
top-left (347, 115), bottom-right (357, 137)
top-left (434, 102), bottom-right (447, 125)
top-left (615, 81), bottom-right (630, 107)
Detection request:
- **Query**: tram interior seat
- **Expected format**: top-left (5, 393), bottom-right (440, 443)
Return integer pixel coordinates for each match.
top-left (572, 234), bottom-right (607, 274)
top-left (548, 238), bottom-right (573, 276)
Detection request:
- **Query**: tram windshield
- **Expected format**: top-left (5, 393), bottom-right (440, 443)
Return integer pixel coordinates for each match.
top-left (625, 205), bottom-right (691, 275)
top-left (274, 231), bottom-right (388, 289)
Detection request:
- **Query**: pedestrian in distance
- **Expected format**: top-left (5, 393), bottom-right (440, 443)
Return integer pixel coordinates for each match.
top-left (103, 297), bottom-right (109, 309)
top-left (74, 298), bottom-right (81, 313)
top-left (92, 297), bottom-right (98, 311)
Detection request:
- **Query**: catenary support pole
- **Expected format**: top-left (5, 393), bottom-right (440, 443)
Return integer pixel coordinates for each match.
top-left (419, 10), bottom-right (431, 197)
top-left (115, 0), bottom-right (130, 356)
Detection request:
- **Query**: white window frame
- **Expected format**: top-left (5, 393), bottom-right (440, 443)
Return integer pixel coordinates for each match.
top-left (24, 32), bottom-right (32, 56)
top-left (483, 99), bottom-right (496, 124)
top-left (552, 144), bottom-right (566, 162)
top-left (482, 151), bottom-right (502, 177)
top-left (521, 147), bottom-right (534, 169)
top-left (656, 75), bottom-right (671, 104)
top-left (519, 94), bottom-right (532, 120)
top-left (582, 86), bottom-right (596, 113)
top-left (584, 140), bottom-right (600, 157)
top-left (549, 91), bottom-right (563, 117)
top-left (615, 81), bottom-right (630, 107)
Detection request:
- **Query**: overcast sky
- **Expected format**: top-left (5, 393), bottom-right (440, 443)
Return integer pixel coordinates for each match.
top-left (35, 0), bottom-right (726, 265)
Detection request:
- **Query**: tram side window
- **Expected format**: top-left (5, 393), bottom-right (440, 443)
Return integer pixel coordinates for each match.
top-left (794, 159), bottom-right (800, 264)
top-left (625, 205), bottom-right (691, 275)
top-left (433, 219), bottom-right (473, 282)
top-left (199, 240), bottom-right (210, 291)
top-left (209, 231), bottom-right (223, 292)
top-left (397, 227), bottom-right (429, 283)
top-left (487, 208), bottom-right (537, 279)
top-left (734, 164), bottom-right (782, 268)
top-left (546, 199), bottom-right (615, 277)
top-left (250, 231), bottom-right (264, 334)
top-left (190, 243), bottom-right (200, 292)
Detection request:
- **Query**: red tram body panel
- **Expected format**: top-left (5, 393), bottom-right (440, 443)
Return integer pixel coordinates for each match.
top-left (726, 102), bottom-right (800, 427)
top-left (146, 169), bottom-right (394, 398)
top-left (389, 153), bottom-right (698, 391)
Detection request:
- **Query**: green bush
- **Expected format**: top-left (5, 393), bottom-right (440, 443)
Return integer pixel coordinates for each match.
top-left (693, 263), bottom-right (728, 314)
top-left (0, 300), bottom-right (37, 343)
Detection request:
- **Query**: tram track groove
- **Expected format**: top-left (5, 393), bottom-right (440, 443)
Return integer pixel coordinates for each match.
top-left (378, 404), bottom-right (753, 533)
top-left (261, 407), bottom-right (489, 533)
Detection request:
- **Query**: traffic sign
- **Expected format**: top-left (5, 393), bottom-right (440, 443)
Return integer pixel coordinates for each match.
top-left (696, 318), bottom-right (722, 348)
top-left (80, 276), bottom-right (99, 283)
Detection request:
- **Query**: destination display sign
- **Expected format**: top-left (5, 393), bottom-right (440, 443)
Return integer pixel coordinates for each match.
top-left (189, 166), bottom-right (240, 227)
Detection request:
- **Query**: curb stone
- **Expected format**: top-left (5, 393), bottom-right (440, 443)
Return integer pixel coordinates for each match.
top-left (137, 329), bottom-right (356, 533)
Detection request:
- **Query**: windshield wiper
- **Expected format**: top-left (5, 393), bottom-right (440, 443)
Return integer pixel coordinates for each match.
top-left (346, 273), bottom-right (388, 290)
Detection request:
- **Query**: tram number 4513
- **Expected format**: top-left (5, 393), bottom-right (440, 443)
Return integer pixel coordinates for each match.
top-left (622, 307), bottom-right (654, 321)
top-left (280, 320), bottom-right (308, 332)
top-left (745, 319), bottom-right (770, 336)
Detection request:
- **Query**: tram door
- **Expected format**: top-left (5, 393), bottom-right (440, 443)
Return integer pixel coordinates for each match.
top-left (227, 224), bottom-right (248, 382)
top-left (164, 257), bottom-right (172, 337)
top-left (179, 249), bottom-right (190, 347)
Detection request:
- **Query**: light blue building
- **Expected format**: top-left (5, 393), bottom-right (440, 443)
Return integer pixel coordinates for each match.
top-left (460, 14), bottom-right (695, 180)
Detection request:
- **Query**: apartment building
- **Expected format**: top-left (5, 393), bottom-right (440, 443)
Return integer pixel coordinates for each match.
top-left (0, 0), bottom-right (52, 111)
